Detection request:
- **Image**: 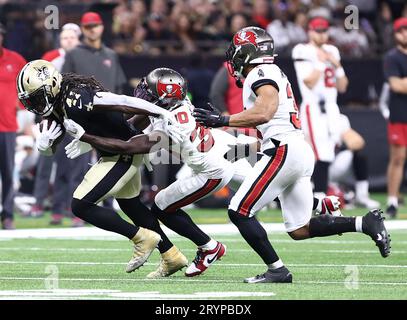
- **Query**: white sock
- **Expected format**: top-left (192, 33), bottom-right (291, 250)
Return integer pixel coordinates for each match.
top-left (355, 216), bottom-right (363, 233)
top-left (355, 180), bottom-right (369, 199)
top-left (199, 239), bottom-right (217, 251)
top-left (387, 196), bottom-right (398, 207)
top-left (268, 259), bottom-right (284, 270)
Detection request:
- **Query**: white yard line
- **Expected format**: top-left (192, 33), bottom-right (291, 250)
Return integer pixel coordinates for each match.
top-left (1, 220), bottom-right (406, 240)
top-left (0, 260), bottom-right (406, 268)
top-left (0, 289), bottom-right (276, 300)
top-left (0, 277), bottom-right (406, 286)
top-left (0, 247), bottom-right (406, 255)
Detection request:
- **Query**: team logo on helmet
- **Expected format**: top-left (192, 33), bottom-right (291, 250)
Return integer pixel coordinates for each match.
top-left (156, 81), bottom-right (183, 100)
top-left (233, 30), bottom-right (258, 46)
top-left (34, 66), bottom-right (50, 81)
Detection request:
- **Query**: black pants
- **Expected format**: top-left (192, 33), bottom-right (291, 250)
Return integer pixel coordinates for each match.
top-left (0, 132), bottom-right (16, 220)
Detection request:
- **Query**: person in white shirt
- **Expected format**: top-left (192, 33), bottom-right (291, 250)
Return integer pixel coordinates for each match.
top-left (292, 16), bottom-right (348, 200)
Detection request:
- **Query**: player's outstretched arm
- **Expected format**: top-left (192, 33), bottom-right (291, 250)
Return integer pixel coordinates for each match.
top-left (92, 92), bottom-right (174, 119)
top-left (63, 118), bottom-right (168, 155)
top-left (194, 85), bottom-right (278, 128)
top-left (81, 132), bottom-right (163, 155)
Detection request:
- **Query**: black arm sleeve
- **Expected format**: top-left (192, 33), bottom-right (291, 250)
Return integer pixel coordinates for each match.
top-left (209, 67), bottom-right (229, 113)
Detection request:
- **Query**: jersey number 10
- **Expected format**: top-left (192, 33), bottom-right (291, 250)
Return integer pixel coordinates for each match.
top-left (175, 111), bottom-right (215, 152)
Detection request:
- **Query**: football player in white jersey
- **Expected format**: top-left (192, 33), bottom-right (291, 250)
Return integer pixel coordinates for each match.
top-left (292, 17), bottom-right (349, 199)
top-left (194, 26), bottom-right (390, 283)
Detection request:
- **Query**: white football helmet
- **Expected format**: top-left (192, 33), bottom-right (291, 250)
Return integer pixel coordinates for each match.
top-left (17, 59), bottom-right (62, 116)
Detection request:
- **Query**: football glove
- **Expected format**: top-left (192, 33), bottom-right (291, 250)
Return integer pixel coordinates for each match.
top-left (65, 139), bottom-right (93, 159)
top-left (134, 78), bottom-right (155, 102)
top-left (35, 120), bottom-right (63, 152)
top-left (63, 119), bottom-right (85, 140)
top-left (193, 103), bottom-right (230, 128)
top-left (152, 118), bottom-right (184, 145)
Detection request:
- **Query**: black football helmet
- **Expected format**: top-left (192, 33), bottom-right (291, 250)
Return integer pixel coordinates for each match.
top-left (226, 27), bottom-right (275, 85)
top-left (134, 67), bottom-right (187, 109)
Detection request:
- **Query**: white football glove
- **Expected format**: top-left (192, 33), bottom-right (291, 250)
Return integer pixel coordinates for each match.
top-left (65, 139), bottom-right (93, 159)
top-left (63, 119), bottom-right (85, 140)
top-left (35, 120), bottom-right (63, 152)
top-left (163, 120), bottom-right (184, 145)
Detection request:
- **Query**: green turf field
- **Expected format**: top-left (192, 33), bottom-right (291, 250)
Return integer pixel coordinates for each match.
top-left (2, 193), bottom-right (406, 300)
top-left (0, 230), bottom-right (406, 300)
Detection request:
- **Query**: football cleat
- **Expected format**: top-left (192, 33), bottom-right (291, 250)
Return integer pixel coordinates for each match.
top-left (49, 213), bottom-right (64, 225)
top-left (319, 196), bottom-right (343, 217)
top-left (147, 245), bottom-right (188, 278)
top-left (362, 209), bottom-right (391, 258)
top-left (185, 242), bottom-right (226, 277)
top-left (244, 266), bottom-right (292, 284)
top-left (385, 204), bottom-right (397, 219)
top-left (126, 227), bottom-right (161, 273)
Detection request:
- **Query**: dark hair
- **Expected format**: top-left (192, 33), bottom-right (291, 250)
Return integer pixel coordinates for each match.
top-left (52, 72), bottom-right (107, 120)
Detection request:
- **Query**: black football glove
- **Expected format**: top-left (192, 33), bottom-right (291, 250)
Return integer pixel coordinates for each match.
top-left (133, 78), bottom-right (155, 102)
top-left (193, 103), bottom-right (230, 128)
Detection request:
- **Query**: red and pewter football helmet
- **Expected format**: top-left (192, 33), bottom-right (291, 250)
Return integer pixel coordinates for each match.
top-left (136, 67), bottom-right (187, 109)
top-left (226, 26), bottom-right (276, 85)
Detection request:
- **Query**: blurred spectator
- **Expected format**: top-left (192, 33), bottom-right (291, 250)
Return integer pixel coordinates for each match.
top-left (29, 23), bottom-right (82, 227)
top-left (145, 13), bottom-right (174, 55)
top-left (229, 13), bottom-right (250, 36)
top-left (63, 12), bottom-right (126, 92)
top-left (267, 9), bottom-right (307, 55)
top-left (182, 53), bottom-right (214, 108)
top-left (376, 2), bottom-right (395, 53)
top-left (209, 62), bottom-right (244, 115)
top-left (0, 22), bottom-right (27, 229)
top-left (252, 0), bottom-right (272, 29)
top-left (383, 17), bottom-right (407, 218)
top-left (329, 22), bottom-right (369, 57)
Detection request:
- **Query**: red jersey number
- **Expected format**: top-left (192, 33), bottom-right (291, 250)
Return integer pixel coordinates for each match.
top-left (286, 83), bottom-right (301, 129)
top-left (190, 124), bottom-right (215, 152)
top-left (324, 67), bottom-right (335, 88)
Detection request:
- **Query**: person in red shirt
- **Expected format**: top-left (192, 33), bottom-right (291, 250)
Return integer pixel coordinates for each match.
top-left (0, 23), bottom-right (27, 229)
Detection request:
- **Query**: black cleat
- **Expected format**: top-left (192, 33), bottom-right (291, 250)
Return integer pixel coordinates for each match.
top-left (362, 209), bottom-right (391, 258)
top-left (385, 205), bottom-right (397, 219)
top-left (244, 266), bottom-right (293, 283)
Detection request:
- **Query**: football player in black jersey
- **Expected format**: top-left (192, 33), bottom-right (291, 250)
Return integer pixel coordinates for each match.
top-left (17, 59), bottom-right (188, 274)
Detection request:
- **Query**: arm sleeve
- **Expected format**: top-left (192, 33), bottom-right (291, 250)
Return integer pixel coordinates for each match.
top-left (383, 53), bottom-right (401, 80)
top-left (61, 51), bottom-right (75, 73)
top-left (93, 92), bottom-right (173, 118)
top-left (209, 67), bottom-right (229, 113)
